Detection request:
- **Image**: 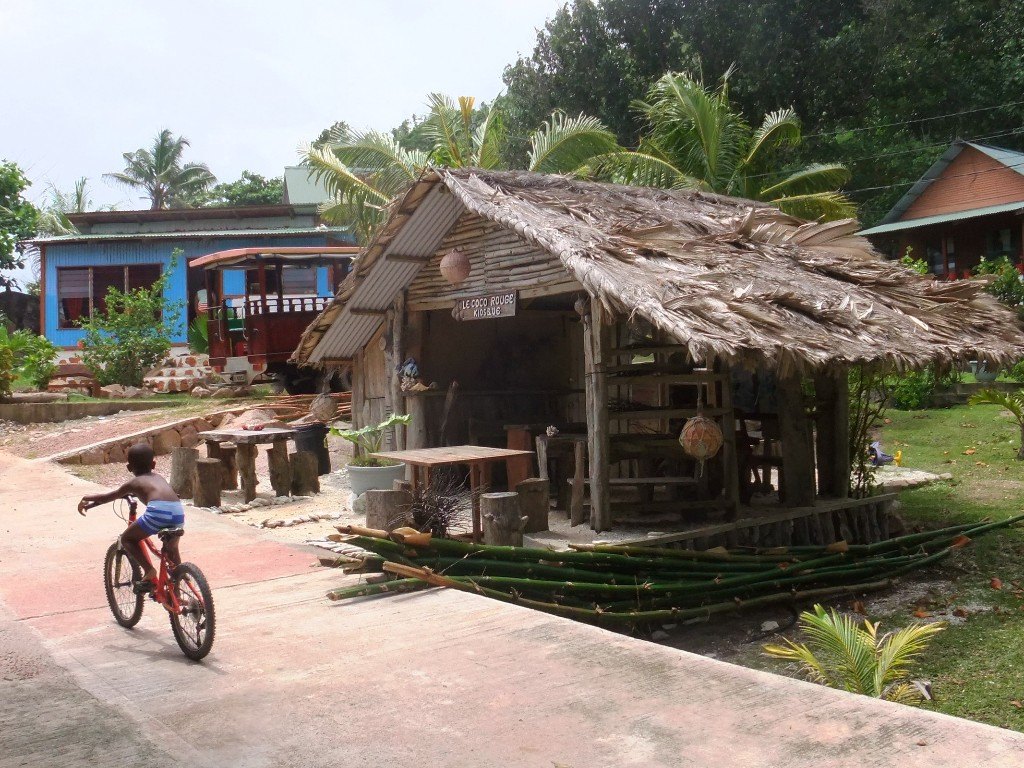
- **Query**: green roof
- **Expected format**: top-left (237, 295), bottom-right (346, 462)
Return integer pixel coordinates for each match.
top-left (284, 166), bottom-right (333, 206)
top-left (859, 201), bottom-right (1024, 236)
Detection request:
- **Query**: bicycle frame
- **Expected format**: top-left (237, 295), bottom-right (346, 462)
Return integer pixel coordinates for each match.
top-left (120, 497), bottom-right (186, 615)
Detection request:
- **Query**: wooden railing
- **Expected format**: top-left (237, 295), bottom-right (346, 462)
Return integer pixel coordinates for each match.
top-left (245, 296), bottom-right (330, 315)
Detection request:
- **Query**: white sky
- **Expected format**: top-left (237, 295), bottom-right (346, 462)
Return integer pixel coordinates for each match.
top-left (0, 0), bottom-right (565, 210)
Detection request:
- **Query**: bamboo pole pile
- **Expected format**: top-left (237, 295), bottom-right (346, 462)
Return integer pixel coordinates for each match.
top-left (325, 517), bottom-right (1024, 626)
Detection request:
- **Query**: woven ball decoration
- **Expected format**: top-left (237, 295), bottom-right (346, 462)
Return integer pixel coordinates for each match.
top-left (309, 392), bottom-right (338, 423)
top-left (439, 247), bottom-right (471, 285)
top-left (679, 415), bottom-right (724, 461)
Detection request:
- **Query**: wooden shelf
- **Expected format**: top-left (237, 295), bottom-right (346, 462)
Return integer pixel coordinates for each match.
top-left (606, 373), bottom-right (724, 385)
top-left (607, 406), bottom-right (729, 420)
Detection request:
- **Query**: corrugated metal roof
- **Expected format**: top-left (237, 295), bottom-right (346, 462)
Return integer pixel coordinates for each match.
top-left (307, 184), bottom-right (463, 363)
top-left (968, 142), bottom-right (1024, 174)
top-left (858, 200), bottom-right (1024, 236)
top-left (33, 226), bottom-right (349, 245)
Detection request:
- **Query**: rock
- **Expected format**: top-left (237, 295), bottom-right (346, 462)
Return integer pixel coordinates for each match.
top-left (351, 493), bottom-right (366, 515)
top-left (650, 630), bottom-right (670, 641)
top-left (106, 444), bottom-right (127, 463)
top-left (194, 418), bottom-right (214, 432)
top-left (152, 429), bottom-right (182, 455)
top-left (80, 446), bottom-right (107, 465)
top-left (220, 409), bottom-right (281, 430)
top-left (210, 387), bottom-right (235, 398)
top-left (179, 424), bottom-right (199, 448)
top-left (190, 386), bottom-right (213, 398)
top-left (760, 620), bottom-right (780, 633)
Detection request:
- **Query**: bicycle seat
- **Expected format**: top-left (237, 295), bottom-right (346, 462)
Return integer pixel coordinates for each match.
top-left (157, 527), bottom-right (185, 541)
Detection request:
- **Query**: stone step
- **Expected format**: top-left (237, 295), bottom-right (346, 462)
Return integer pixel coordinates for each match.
top-left (142, 376), bottom-right (201, 394)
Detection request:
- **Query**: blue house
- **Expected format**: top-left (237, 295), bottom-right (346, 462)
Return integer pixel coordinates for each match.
top-left (34, 188), bottom-right (350, 352)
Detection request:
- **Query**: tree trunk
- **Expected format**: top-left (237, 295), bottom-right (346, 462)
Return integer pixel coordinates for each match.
top-left (482, 492), bottom-right (527, 546)
top-left (220, 442), bottom-right (239, 490)
top-left (290, 451), bottom-right (320, 495)
top-left (193, 458), bottom-right (222, 508)
top-left (170, 447), bottom-right (198, 499)
top-left (236, 443), bottom-right (258, 503)
top-left (516, 478), bottom-right (549, 533)
top-left (268, 439), bottom-right (291, 496)
top-left (364, 489), bottom-right (412, 531)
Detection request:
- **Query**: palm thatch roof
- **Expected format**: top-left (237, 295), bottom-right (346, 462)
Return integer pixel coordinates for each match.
top-left (293, 168), bottom-right (1024, 374)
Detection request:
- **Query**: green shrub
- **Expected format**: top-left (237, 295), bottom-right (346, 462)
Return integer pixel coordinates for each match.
top-left (18, 334), bottom-right (58, 389)
top-left (1009, 359), bottom-right (1024, 383)
top-left (973, 255), bottom-right (1024, 309)
top-left (79, 254), bottom-right (183, 387)
top-left (0, 345), bottom-right (13, 398)
top-left (888, 369), bottom-right (935, 410)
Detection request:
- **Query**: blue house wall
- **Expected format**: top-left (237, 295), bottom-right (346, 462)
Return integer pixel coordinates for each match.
top-left (44, 234), bottom-right (342, 347)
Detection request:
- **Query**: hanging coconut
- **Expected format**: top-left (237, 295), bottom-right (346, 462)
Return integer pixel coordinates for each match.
top-left (439, 248), bottom-right (471, 285)
top-left (679, 415), bottom-right (724, 462)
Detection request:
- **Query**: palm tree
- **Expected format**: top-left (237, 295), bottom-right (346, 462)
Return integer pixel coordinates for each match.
top-left (104, 130), bottom-right (216, 209)
top-left (592, 71), bottom-right (855, 221)
top-left (302, 95), bottom-right (619, 242)
top-left (969, 388), bottom-right (1024, 459)
top-left (36, 177), bottom-right (111, 236)
top-left (764, 604), bottom-right (943, 704)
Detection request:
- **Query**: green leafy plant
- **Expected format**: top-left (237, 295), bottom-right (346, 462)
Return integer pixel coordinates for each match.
top-left (887, 369), bottom-right (936, 410)
top-left (187, 316), bottom-right (209, 354)
top-left (848, 366), bottom-right (888, 498)
top-left (1008, 359), bottom-right (1024, 383)
top-left (764, 604), bottom-right (943, 705)
top-left (899, 247), bottom-right (928, 276)
top-left (79, 253), bottom-right (183, 387)
top-left (969, 388), bottom-right (1024, 459)
top-left (0, 344), bottom-right (13, 398)
top-left (972, 256), bottom-right (1024, 313)
top-left (330, 413), bottom-right (411, 467)
top-left (0, 327), bottom-right (58, 391)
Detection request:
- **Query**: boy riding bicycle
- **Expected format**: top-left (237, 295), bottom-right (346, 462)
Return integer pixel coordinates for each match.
top-left (78, 443), bottom-right (184, 593)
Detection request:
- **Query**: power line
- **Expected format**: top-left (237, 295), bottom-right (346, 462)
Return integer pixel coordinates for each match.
top-left (802, 100), bottom-right (1024, 141)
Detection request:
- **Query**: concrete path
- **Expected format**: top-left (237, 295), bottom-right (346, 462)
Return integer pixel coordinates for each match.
top-left (2, 453), bottom-right (1023, 768)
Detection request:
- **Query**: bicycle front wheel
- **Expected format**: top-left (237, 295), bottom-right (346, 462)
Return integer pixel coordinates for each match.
top-left (103, 542), bottom-right (144, 628)
top-left (169, 562), bottom-right (216, 661)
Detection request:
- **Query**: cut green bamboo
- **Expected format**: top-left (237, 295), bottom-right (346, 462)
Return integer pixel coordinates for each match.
top-left (327, 578), bottom-right (431, 601)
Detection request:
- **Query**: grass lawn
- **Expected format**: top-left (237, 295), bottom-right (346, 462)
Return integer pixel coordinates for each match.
top-left (877, 403), bottom-right (1024, 731)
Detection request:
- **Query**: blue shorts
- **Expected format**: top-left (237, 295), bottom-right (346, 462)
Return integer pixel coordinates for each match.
top-left (136, 500), bottom-right (185, 536)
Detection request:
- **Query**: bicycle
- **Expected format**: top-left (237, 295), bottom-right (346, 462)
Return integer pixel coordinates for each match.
top-left (98, 496), bottom-right (216, 661)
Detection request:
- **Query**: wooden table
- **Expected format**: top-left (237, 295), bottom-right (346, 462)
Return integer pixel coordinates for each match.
top-left (372, 446), bottom-right (534, 542)
top-left (199, 427), bottom-right (298, 502)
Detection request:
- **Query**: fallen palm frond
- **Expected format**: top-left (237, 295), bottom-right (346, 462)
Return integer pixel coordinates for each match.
top-left (323, 515), bottom-right (1023, 627)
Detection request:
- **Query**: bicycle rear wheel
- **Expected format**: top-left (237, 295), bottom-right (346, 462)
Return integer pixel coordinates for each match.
top-left (103, 542), bottom-right (144, 628)
top-left (168, 562), bottom-right (215, 661)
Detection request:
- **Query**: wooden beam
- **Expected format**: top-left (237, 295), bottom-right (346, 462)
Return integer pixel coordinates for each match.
top-left (716, 362), bottom-right (740, 521)
top-left (814, 368), bottom-right (850, 498)
top-left (589, 301), bottom-right (612, 533)
top-left (385, 253), bottom-right (432, 263)
top-left (392, 292), bottom-right (406, 449)
top-left (777, 373), bottom-right (816, 507)
top-left (348, 307), bottom-right (387, 316)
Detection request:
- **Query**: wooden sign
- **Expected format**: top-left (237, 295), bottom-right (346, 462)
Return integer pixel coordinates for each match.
top-left (453, 291), bottom-right (518, 321)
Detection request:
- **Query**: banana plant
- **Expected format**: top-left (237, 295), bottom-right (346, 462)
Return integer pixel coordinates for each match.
top-left (764, 604), bottom-right (943, 704)
top-left (969, 388), bottom-right (1024, 459)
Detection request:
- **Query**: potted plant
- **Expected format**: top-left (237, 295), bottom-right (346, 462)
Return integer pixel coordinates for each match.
top-left (331, 413), bottom-right (412, 496)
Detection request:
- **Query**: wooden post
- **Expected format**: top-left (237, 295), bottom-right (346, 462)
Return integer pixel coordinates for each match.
top-left (481, 492), bottom-right (527, 546)
top-left (351, 349), bottom-right (365, 436)
top-left (170, 447), bottom-right (198, 499)
top-left (569, 440), bottom-right (586, 526)
top-left (516, 478), bottom-right (549, 533)
top-left (290, 451), bottom-right (320, 495)
top-left (405, 310), bottom-right (428, 451)
top-left (814, 368), bottom-right (850, 498)
top-left (777, 372), bottom-right (816, 507)
top-left (589, 301), bottom-right (612, 532)
top-left (715, 362), bottom-right (740, 520)
top-left (220, 442), bottom-right (238, 490)
top-left (268, 440), bottom-right (291, 497)
top-left (365, 489), bottom-right (412, 531)
top-left (193, 458), bottom-right (222, 508)
top-left (393, 479), bottom-right (413, 493)
top-left (235, 443), bottom-right (258, 503)
top-left (390, 292), bottom-right (406, 450)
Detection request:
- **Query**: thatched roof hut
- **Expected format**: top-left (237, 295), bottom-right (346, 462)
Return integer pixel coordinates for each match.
top-left (293, 168), bottom-right (1024, 541)
top-left (294, 168), bottom-right (1024, 374)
